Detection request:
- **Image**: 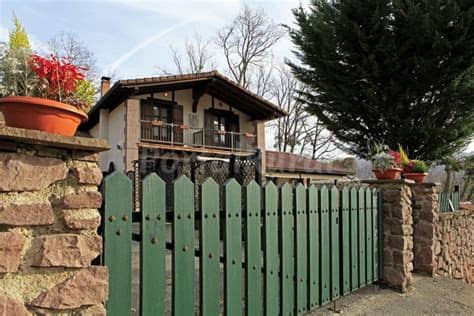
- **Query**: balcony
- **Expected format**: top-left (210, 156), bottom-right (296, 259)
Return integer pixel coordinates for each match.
top-left (140, 120), bottom-right (257, 152)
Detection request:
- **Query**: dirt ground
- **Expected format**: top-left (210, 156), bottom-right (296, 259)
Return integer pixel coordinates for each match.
top-left (308, 275), bottom-right (474, 316)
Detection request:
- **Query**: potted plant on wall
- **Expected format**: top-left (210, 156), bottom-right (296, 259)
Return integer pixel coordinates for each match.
top-left (371, 144), bottom-right (403, 180)
top-left (399, 147), bottom-right (429, 183)
top-left (0, 17), bottom-right (94, 136)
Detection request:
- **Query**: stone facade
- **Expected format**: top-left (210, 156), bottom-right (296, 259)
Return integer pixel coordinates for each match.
top-left (0, 127), bottom-right (109, 315)
top-left (434, 209), bottom-right (474, 284)
top-left (411, 183), bottom-right (441, 275)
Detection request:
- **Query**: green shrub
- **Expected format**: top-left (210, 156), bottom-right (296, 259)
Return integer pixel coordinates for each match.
top-left (411, 160), bottom-right (429, 173)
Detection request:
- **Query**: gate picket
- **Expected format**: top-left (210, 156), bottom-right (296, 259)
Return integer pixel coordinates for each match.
top-left (295, 184), bottom-right (308, 314)
top-left (341, 187), bottom-right (350, 295)
top-left (141, 174), bottom-right (166, 316)
top-left (200, 178), bottom-right (220, 316)
top-left (320, 186), bottom-right (330, 305)
top-left (366, 188), bottom-right (374, 284)
top-left (173, 176), bottom-right (195, 316)
top-left (330, 187), bottom-right (340, 300)
top-left (246, 180), bottom-right (262, 316)
top-left (350, 187), bottom-right (359, 291)
top-left (308, 185), bottom-right (319, 309)
top-left (225, 179), bottom-right (243, 316)
top-left (358, 187), bottom-right (367, 287)
top-left (264, 181), bottom-right (279, 316)
top-left (280, 183), bottom-right (294, 316)
top-left (103, 172), bottom-right (133, 316)
top-left (372, 189), bottom-right (379, 281)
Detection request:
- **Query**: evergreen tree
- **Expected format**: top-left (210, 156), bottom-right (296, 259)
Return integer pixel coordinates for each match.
top-left (288, 0), bottom-right (474, 161)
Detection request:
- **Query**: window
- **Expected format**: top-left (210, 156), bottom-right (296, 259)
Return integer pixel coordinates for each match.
top-left (141, 99), bottom-right (170, 122)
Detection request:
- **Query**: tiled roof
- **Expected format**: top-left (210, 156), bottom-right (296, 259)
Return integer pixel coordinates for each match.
top-left (265, 151), bottom-right (352, 175)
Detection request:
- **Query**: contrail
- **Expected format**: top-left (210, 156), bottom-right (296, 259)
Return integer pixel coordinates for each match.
top-left (108, 19), bottom-right (193, 74)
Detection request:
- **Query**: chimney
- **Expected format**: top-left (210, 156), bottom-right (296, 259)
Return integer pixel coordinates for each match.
top-left (100, 76), bottom-right (111, 96)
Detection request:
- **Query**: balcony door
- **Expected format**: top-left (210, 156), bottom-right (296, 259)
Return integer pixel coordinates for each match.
top-left (141, 98), bottom-right (183, 143)
top-left (204, 109), bottom-right (239, 148)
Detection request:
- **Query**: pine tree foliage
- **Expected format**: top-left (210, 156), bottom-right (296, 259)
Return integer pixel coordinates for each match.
top-left (288, 0), bottom-right (474, 161)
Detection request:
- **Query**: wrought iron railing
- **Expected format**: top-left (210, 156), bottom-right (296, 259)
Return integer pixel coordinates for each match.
top-left (140, 120), bottom-right (257, 152)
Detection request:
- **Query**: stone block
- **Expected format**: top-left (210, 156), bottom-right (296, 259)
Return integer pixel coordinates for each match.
top-left (32, 234), bottom-right (102, 268)
top-left (0, 292), bottom-right (30, 316)
top-left (0, 203), bottom-right (54, 226)
top-left (63, 209), bottom-right (101, 230)
top-left (0, 153), bottom-right (67, 192)
top-left (72, 166), bottom-right (103, 186)
top-left (29, 267), bottom-right (108, 310)
top-left (61, 191), bottom-right (102, 209)
top-left (0, 232), bottom-right (26, 273)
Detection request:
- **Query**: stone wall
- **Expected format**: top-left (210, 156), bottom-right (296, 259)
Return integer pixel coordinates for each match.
top-left (411, 183), bottom-right (441, 275)
top-left (0, 127), bottom-right (109, 315)
top-left (434, 210), bottom-right (474, 284)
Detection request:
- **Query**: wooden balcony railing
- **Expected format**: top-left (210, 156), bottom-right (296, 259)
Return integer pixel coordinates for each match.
top-left (140, 120), bottom-right (257, 152)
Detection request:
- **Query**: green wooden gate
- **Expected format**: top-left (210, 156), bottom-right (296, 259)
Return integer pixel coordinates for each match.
top-left (102, 172), bottom-right (383, 315)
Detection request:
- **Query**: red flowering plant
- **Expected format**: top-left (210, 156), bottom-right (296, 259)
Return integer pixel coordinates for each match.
top-left (29, 54), bottom-right (94, 112)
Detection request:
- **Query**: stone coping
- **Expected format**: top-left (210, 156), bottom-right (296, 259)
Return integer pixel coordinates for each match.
top-left (362, 179), bottom-right (415, 185)
top-left (0, 127), bottom-right (109, 152)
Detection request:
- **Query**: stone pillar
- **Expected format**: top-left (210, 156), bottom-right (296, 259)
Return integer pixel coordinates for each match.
top-left (364, 179), bottom-right (415, 292)
top-left (125, 99), bottom-right (140, 172)
top-left (411, 183), bottom-right (441, 275)
top-left (0, 127), bottom-right (109, 315)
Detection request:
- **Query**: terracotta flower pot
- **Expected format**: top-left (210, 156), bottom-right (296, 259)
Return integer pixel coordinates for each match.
top-left (373, 168), bottom-right (402, 180)
top-left (403, 172), bottom-right (428, 183)
top-left (0, 96), bottom-right (87, 136)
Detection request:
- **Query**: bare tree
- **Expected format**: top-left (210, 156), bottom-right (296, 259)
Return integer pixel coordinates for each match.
top-left (269, 67), bottom-right (336, 159)
top-left (217, 4), bottom-right (284, 90)
top-left (48, 32), bottom-right (98, 80)
top-left (159, 33), bottom-right (215, 75)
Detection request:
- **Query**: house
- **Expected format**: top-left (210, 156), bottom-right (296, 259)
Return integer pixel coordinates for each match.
top-left (82, 71), bottom-right (352, 186)
top-left (265, 151), bottom-right (354, 185)
top-left (82, 71), bottom-right (285, 185)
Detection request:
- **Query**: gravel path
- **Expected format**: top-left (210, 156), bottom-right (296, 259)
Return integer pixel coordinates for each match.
top-left (308, 275), bottom-right (474, 316)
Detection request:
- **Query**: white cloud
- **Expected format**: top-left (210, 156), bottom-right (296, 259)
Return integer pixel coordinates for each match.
top-left (107, 19), bottom-right (194, 74)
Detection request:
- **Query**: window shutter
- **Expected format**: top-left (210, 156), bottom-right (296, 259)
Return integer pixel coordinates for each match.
top-left (171, 104), bottom-right (183, 125)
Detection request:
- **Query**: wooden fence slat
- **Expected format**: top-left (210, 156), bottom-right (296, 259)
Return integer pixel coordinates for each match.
top-left (378, 190), bottom-right (384, 280)
top-left (372, 188), bottom-right (379, 281)
top-left (295, 184), bottom-right (308, 315)
top-left (320, 186), bottom-right (330, 305)
top-left (365, 188), bottom-right (374, 284)
top-left (264, 181), bottom-right (279, 316)
top-left (173, 176), bottom-right (195, 316)
top-left (330, 186), bottom-right (340, 300)
top-left (280, 183), bottom-right (294, 316)
top-left (141, 173), bottom-right (166, 316)
top-left (308, 185), bottom-right (319, 309)
top-left (103, 172), bottom-right (133, 316)
top-left (341, 187), bottom-right (350, 295)
top-left (246, 180), bottom-right (263, 316)
top-left (200, 178), bottom-right (220, 316)
top-left (225, 179), bottom-right (243, 316)
top-left (350, 187), bottom-right (359, 291)
top-left (358, 187), bottom-right (367, 287)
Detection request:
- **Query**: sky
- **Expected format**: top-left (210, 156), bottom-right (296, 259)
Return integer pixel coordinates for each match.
top-left (1, 0), bottom-right (473, 155)
top-left (0, 0), bottom-right (302, 79)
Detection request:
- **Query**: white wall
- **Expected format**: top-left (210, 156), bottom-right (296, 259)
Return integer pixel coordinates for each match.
top-left (106, 104), bottom-right (126, 171)
top-left (89, 104), bottom-right (126, 171)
